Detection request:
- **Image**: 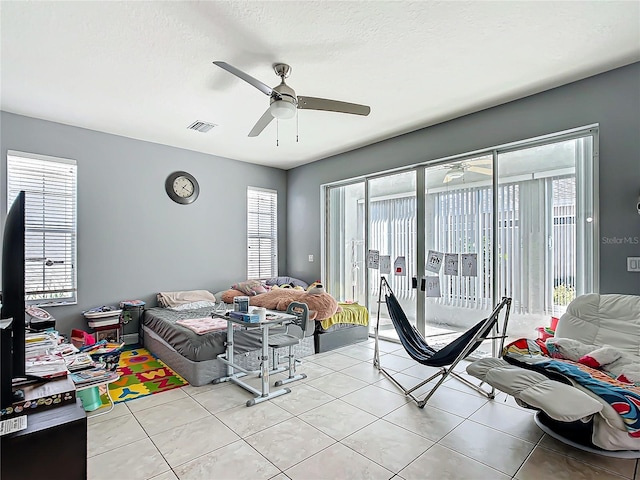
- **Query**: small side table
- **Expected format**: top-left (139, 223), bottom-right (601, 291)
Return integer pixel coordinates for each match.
top-left (120, 300), bottom-right (146, 346)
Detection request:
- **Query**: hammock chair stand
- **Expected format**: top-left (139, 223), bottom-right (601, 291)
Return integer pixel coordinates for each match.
top-left (373, 276), bottom-right (512, 408)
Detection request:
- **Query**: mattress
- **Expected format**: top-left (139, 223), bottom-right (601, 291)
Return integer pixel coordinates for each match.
top-left (143, 324), bottom-right (315, 386)
top-left (143, 306), bottom-right (285, 362)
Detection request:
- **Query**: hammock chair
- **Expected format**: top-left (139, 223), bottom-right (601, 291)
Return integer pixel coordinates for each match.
top-left (373, 276), bottom-right (512, 408)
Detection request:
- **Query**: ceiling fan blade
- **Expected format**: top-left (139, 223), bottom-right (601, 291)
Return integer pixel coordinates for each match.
top-left (468, 158), bottom-right (492, 166)
top-left (297, 96), bottom-right (370, 116)
top-left (467, 166), bottom-right (493, 176)
top-left (213, 61), bottom-right (274, 97)
top-left (248, 108), bottom-right (274, 137)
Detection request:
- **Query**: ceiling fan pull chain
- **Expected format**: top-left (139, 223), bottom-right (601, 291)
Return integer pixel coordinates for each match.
top-left (276, 119), bottom-right (279, 147)
top-left (296, 111), bottom-right (299, 143)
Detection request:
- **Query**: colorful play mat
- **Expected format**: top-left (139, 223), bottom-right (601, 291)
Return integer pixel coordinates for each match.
top-left (99, 348), bottom-right (187, 405)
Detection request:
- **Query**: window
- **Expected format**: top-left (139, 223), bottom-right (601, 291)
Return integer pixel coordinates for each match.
top-left (247, 187), bottom-right (277, 279)
top-left (7, 151), bottom-right (77, 305)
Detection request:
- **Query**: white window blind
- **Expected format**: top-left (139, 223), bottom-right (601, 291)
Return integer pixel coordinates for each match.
top-left (247, 187), bottom-right (277, 279)
top-left (7, 151), bottom-right (77, 305)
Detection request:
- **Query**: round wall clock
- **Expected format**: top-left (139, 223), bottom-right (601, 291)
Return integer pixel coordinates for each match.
top-left (165, 171), bottom-right (200, 205)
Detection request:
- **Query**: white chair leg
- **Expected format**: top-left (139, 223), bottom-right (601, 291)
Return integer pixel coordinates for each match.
top-left (260, 348), bottom-right (286, 377)
top-left (274, 345), bottom-right (307, 386)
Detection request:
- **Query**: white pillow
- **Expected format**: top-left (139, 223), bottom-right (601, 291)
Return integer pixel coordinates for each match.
top-left (170, 300), bottom-right (218, 311)
top-left (157, 290), bottom-right (216, 308)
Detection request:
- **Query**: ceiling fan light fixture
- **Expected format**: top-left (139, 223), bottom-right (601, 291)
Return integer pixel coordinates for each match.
top-left (269, 99), bottom-right (296, 119)
top-left (447, 170), bottom-right (464, 180)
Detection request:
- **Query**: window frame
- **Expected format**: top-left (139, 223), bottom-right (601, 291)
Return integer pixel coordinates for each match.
top-left (6, 150), bottom-right (78, 306)
top-left (247, 186), bottom-right (278, 280)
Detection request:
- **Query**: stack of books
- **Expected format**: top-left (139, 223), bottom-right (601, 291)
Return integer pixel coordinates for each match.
top-left (64, 353), bottom-right (95, 372)
top-left (25, 354), bottom-right (68, 379)
top-left (24, 332), bottom-right (72, 379)
top-left (70, 367), bottom-right (119, 388)
top-left (24, 331), bottom-right (59, 358)
top-left (52, 343), bottom-right (79, 357)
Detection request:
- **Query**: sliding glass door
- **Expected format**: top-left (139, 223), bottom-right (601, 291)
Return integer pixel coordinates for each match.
top-left (368, 171), bottom-right (417, 341)
top-left (325, 182), bottom-right (366, 304)
top-left (495, 135), bottom-right (595, 337)
top-left (421, 155), bottom-right (495, 344)
top-left (323, 127), bottom-right (597, 344)
top-left (420, 135), bottom-right (595, 340)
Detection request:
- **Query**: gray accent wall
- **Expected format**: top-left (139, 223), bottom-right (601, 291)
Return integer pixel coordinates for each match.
top-left (287, 62), bottom-right (640, 295)
top-left (0, 112), bottom-right (288, 333)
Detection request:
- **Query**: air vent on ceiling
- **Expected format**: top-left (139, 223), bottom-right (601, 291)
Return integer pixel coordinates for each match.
top-left (187, 121), bottom-right (217, 133)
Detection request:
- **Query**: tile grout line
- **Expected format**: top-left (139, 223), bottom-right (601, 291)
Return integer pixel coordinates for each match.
top-left (435, 419), bottom-right (527, 478)
top-left (90, 344), bottom-right (636, 480)
top-left (534, 443), bottom-right (636, 479)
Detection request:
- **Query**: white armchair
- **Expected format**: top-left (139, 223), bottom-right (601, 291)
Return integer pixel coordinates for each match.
top-left (467, 293), bottom-right (640, 455)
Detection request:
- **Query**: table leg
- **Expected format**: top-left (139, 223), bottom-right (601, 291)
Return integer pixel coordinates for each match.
top-left (214, 319), bottom-right (244, 385)
top-left (261, 324), bottom-right (270, 397)
top-left (214, 318), bottom-right (292, 406)
top-left (227, 319), bottom-right (234, 377)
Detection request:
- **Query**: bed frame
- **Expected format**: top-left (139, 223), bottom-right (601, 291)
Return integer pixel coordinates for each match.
top-left (314, 324), bottom-right (369, 353)
top-left (143, 325), bottom-right (315, 387)
top-left (142, 300), bottom-right (370, 384)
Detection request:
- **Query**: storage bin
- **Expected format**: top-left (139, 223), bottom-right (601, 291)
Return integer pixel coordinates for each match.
top-left (233, 296), bottom-right (250, 313)
top-left (77, 386), bottom-right (102, 411)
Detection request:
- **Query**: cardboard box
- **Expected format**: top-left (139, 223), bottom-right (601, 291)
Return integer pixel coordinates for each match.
top-left (229, 311), bottom-right (260, 323)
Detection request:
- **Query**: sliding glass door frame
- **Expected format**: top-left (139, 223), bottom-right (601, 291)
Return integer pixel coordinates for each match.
top-left (322, 124), bottom-right (599, 339)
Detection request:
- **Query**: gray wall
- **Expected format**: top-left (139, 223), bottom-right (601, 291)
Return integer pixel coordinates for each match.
top-left (287, 62), bottom-right (640, 295)
top-left (0, 112), bottom-right (288, 333)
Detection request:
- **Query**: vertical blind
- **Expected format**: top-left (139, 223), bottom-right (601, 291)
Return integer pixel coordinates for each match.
top-left (7, 151), bottom-right (77, 305)
top-left (433, 185), bottom-right (494, 310)
top-left (369, 196), bottom-right (417, 301)
top-left (247, 187), bottom-right (277, 279)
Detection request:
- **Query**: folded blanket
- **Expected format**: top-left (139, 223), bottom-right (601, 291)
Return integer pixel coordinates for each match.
top-left (320, 302), bottom-right (369, 330)
top-left (176, 317), bottom-right (228, 335)
top-left (546, 337), bottom-right (640, 384)
top-left (157, 290), bottom-right (216, 308)
top-left (536, 359), bottom-right (640, 437)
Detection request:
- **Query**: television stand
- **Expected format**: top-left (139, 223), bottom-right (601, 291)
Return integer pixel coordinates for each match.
top-left (1, 398), bottom-right (87, 479)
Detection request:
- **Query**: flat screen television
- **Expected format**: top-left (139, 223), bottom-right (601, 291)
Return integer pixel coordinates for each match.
top-left (1, 191), bottom-right (26, 408)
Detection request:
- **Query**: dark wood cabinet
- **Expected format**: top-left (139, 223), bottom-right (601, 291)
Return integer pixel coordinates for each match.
top-left (1, 399), bottom-right (87, 480)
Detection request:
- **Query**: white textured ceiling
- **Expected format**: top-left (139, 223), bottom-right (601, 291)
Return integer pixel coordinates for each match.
top-left (1, 1), bottom-right (639, 170)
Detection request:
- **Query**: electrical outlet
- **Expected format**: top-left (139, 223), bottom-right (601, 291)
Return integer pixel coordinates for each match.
top-left (628, 257), bottom-right (640, 272)
top-left (308, 255), bottom-right (314, 262)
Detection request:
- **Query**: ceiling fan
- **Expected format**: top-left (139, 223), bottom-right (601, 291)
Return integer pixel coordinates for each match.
top-left (213, 61), bottom-right (371, 137)
top-left (443, 159), bottom-right (493, 183)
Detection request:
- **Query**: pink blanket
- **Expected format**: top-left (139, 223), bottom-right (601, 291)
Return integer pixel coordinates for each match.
top-left (176, 317), bottom-right (228, 335)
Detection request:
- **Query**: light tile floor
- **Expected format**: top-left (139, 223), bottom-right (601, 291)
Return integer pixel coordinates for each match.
top-left (87, 338), bottom-right (639, 480)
